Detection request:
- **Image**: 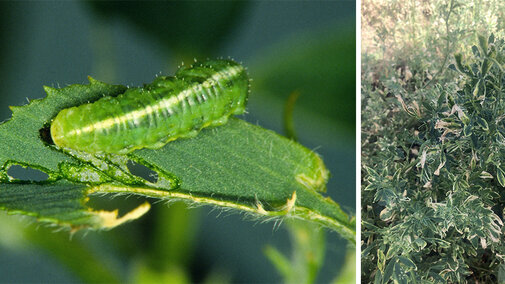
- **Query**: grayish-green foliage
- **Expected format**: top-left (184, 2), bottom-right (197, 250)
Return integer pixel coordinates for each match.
top-left (362, 35), bottom-right (505, 283)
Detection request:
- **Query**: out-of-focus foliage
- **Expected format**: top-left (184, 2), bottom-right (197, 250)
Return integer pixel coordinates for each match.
top-left (362, 2), bottom-right (505, 281)
top-left (87, 2), bottom-right (249, 59)
top-left (264, 221), bottom-right (326, 284)
top-left (362, 0), bottom-right (505, 90)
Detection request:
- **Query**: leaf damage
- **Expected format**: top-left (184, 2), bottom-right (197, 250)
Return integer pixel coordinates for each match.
top-left (0, 76), bottom-right (352, 242)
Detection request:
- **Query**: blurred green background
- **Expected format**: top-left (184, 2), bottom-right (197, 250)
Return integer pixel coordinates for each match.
top-left (0, 1), bottom-right (355, 283)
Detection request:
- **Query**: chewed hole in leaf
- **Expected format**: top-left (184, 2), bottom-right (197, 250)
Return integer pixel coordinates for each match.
top-left (86, 193), bottom-right (149, 214)
top-left (7, 165), bottom-right (49, 181)
top-left (85, 193), bottom-right (151, 229)
top-left (127, 160), bottom-right (158, 183)
top-left (39, 124), bottom-right (54, 145)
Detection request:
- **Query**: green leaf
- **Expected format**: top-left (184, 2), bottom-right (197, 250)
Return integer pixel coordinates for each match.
top-left (122, 118), bottom-right (354, 241)
top-left (383, 258), bottom-right (396, 282)
top-left (478, 34), bottom-right (488, 55)
top-left (497, 166), bottom-right (505, 187)
top-left (377, 249), bottom-right (386, 272)
top-left (481, 58), bottom-right (493, 76)
top-left (473, 79), bottom-right (481, 97)
top-left (374, 270), bottom-right (382, 284)
top-left (0, 78), bottom-right (354, 243)
top-left (472, 45), bottom-right (480, 57)
top-left (476, 116), bottom-right (489, 131)
top-left (0, 79), bottom-right (148, 229)
top-left (283, 91), bottom-right (300, 141)
top-left (0, 182), bottom-right (103, 228)
top-left (397, 256), bottom-right (417, 270)
top-left (413, 238), bottom-right (427, 250)
top-left (454, 53), bottom-right (472, 76)
top-left (454, 53), bottom-right (465, 72)
top-left (0, 78), bottom-right (126, 173)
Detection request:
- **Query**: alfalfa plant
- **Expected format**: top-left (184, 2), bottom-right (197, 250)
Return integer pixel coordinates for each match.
top-left (362, 35), bottom-right (505, 283)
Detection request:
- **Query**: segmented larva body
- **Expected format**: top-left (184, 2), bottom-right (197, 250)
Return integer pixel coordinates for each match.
top-left (50, 59), bottom-right (249, 154)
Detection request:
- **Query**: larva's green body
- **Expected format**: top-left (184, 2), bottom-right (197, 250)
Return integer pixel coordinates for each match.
top-left (50, 59), bottom-right (249, 154)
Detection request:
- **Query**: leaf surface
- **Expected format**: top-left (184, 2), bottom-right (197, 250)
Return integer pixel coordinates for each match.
top-left (0, 78), bottom-right (354, 242)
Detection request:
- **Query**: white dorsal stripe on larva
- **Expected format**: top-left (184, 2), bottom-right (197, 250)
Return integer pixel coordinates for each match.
top-left (66, 65), bottom-right (243, 137)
